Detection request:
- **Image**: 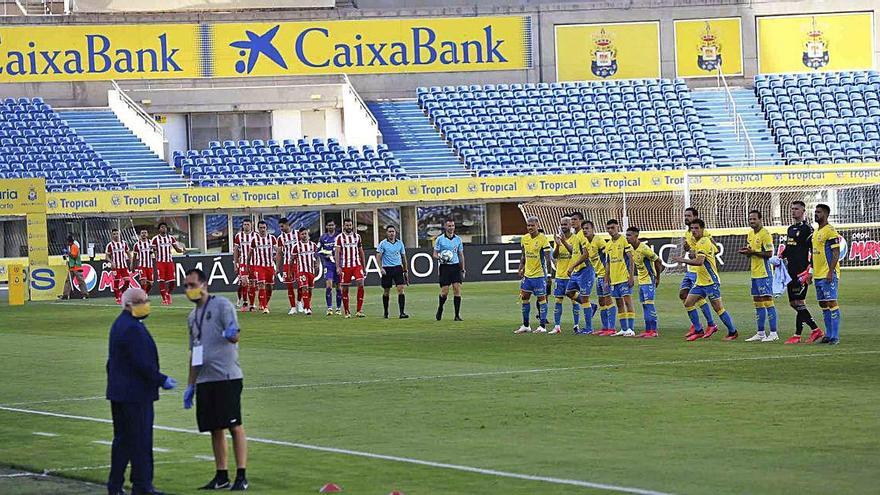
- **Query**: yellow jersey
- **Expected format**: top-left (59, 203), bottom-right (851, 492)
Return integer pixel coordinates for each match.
top-left (586, 234), bottom-right (607, 278)
top-left (520, 233), bottom-right (551, 279)
top-left (685, 229), bottom-right (712, 273)
top-left (747, 227), bottom-right (774, 279)
top-left (812, 224), bottom-right (841, 279)
top-left (631, 241), bottom-right (660, 285)
top-left (605, 235), bottom-right (633, 284)
top-left (693, 236), bottom-right (720, 286)
top-left (568, 229), bottom-right (591, 273)
top-left (553, 233), bottom-right (574, 280)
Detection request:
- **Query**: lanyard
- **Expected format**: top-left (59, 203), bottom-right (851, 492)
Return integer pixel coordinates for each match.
top-left (192, 296), bottom-right (214, 343)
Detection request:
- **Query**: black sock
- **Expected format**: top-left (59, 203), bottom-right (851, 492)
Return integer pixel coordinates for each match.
top-left (795, 309), bottom-right (805, 335)
top-left (438, 295), bottom-right (447, 308)
top-left (798, 306), bottom-right (819, 331)
top-left (382, 295), bottom-right (389, 316)
top-left (398, 294), bottom-right (405, 314)
top-left (216, 469), bottom-right (229, 481)
top-left (453, 296), bottom-right (461, 317)
top-left (236, 468), bottom-right (246, 479)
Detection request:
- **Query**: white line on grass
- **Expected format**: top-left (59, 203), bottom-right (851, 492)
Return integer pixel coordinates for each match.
top-left (46, 459), bottom-right (209, 473)
top-left (0, 405), bottom-right (673, 495)
top-left (0, 472), bottom-right (37, 478)
top-left (91, 440), bottom-right (112, 446)
top-left (32, 431), bottom-right (58, 437)
top-left (5, 350), bottom-right (879, 407)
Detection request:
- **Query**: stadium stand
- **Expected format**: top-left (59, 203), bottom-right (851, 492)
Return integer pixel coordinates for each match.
top-left (0, 97), bottom-right (127, 192)
top-left (417, 79), bottom-right (715, 176)
top-left (757, 70), bottom-right (880, 165)
top-left (174, 138), bottom-right (409, 186)
top-left (691, 88), bottom-right (783, 165)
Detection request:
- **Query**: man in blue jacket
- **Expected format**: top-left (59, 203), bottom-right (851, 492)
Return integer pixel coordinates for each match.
top-left (106, 288), bottom-right (176, 495)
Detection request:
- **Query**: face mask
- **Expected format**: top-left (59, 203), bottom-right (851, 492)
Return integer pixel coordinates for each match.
top-left (131, 302), bottom-right (151, 319)
top-left (186, 287), bottom-right (203, 302)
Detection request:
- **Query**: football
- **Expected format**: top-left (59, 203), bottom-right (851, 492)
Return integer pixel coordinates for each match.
top-left (440, 249), bottom-right (455, 263)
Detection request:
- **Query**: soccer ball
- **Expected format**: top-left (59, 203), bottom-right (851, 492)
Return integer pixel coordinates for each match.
top-left (440, 250), bottom-right (454, 263)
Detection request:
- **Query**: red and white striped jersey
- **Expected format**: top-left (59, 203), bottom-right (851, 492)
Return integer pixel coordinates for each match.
top-left (249, 234), bottom-right (278, 267)
top-left (292, 240), bottom-right (318, 273)
top-left (133, 239), bottom-right (154, 268)
top-left (334, 232), bottom-right (363, 269)
top-left (234, 231), bottom-right (255, 266)
top-left (105, 241), bottom-right (129, 269)
top-left (277, 231), bottom-right (297, 266)
top-left (151, 234), bottom-right (177, 263)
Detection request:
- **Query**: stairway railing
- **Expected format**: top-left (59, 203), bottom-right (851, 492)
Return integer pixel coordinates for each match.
top-left (716, 65), bottom-right (757, 166)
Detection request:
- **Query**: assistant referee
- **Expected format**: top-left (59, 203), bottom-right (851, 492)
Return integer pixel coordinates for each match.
top-left (433, 219), bottom-right (466, 321)
top-left (376, 225), bottom-right (410, 319)
top-left (183, 269), bottom-right (249, 491)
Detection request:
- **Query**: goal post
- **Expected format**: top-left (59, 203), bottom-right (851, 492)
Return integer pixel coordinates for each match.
top-left (519, 165), bottom-right (880, 273)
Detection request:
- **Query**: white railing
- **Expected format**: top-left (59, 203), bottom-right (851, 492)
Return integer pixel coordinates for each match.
top-left (717, 64), bottom-right (757, 166)
top-left (342, 74), bottom-right (378, 130)
top-left (716, 63), bottom-right (736, 122)
top-left (109, 80), bottom-right (167, 159)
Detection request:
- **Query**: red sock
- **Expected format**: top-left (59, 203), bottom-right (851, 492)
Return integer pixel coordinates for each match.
top-left (165, 282), bottom-right (174, 303)
top-left (248, 285), bottom-right (256, 306)
top-left (303, 290), bottom-right (311, 310)
top-left (356, 285), bottom-right (365, 312)
top-left (238, 285), bottom-right (245, 301)
top-left (266, 286), bottom-right (272, 304)
top-left (113, 283), bottom-right (121, 301)
top-left (342, 287), bottom-right (350, 313)
top-left (287, 284), bottom-right (296, 307)
top-left (158, 284), bottom-right (167, 302)
top-left (258, 287), bottom-right (267, 309)
top-left (142, 282), bottom-right (152, 295)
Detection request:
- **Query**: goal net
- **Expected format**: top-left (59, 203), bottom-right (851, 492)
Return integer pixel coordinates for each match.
top-left (519, 166), bottom-right (880, 273)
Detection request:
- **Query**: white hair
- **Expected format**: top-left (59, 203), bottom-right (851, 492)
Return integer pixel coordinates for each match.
top-left (526, 216), bottom-right (540, 224)
top-left (121, 287), bottom-right (147, 308)
top-left (560, 216), bottom-right (572, 222)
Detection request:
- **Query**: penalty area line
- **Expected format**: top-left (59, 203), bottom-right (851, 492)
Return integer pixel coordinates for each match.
top-left (0, 405), bottom-right (673, 495)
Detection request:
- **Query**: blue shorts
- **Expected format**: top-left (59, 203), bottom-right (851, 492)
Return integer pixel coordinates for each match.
top-left (610, 282), bottom-right (633, 298)
top-left (638, 284), bottom-right (656, 303)
top-left (520, 276), bottom-right (548, 297)
top-left (565, 268), bottom-right (595, 296)
top-left (750, 277), bottom-right (773, 297)
top-left (323, 263), bottom-right (339, 284)
top-left (689, 283), bottom-right (721, 301)
top-left (680, 272), bottom-right (697, 291)
top-left (815, 276), bottom-right (839, 302)
top-left (553, 279), bottom-right (570, 297)
top-left (595, 276), bottom-right (611, 297)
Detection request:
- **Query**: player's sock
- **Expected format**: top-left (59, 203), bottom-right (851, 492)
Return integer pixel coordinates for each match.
top-left (157, 284), bottom-right (167, 302)
top-left (521, 299), bottom-right (531, 326)
top-left (453, 296), bottom-right (461, 318)
top-left (538, 299), bottom-right (548, 326)
top-left (822, 308), bottom-right (832, 337)
top-left (237, 285), bottom-right (244, 302)
top-left (356, 286), bottom-right (365, 312)
top-left (755, 302), bottom-right (767, 334)
top-left (686, 306), bottom-right (703, 332)
top-left (553, 297), bottom-right (564, 327)
top-left (304, 290), bottom-right (312, 310)
top-left (257, 287), bottom-right (267, 309)
top-left (248, 286), bottom-right (256, 306)
top-left (335, 287), bottom-right (343, 309)
top-left (700, 299), bottom-right (716, 326)
top-left (608, 305), bottom-right (618, 330)
top-left (766, 301), bottom-right (778, 333)
top-left (437, 294), bottom-right (447, 315)
top-left (572, 302), bottom-right (581, 328)
top-left (287, 284), bottom-right (296, 307)
top-left (398, 294), bottom-right (405, 315)
top-left (796, 305), bottom-right (819, 334)
top-left (580, 301), bottom-right (593, 333)
top-left (643, 303), bottom-right (657, 331)
top-left (829, 305), bottom-right (841, 339)
top-left (617, 312), bottom-right (626, 331)
top-left (382, 295), bottom-right (390, 317)
top-left (342, 287), bottom-right (350, 313)
top-left (325, 287), bottom-right (333, 309)
top-left (598, 305), bottom-right (608, 329)
top-left (265, 286), bottom-right (273, 306)
top-left (717, 309), bottom-right (736, 334)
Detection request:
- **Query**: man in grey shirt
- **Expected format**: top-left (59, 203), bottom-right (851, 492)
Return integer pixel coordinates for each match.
top-left (183, 268), bottom-right (249, 491)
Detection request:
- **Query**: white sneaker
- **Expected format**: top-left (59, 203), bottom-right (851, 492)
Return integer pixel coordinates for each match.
top-left (761, 332), bottom-right (780, 342)
top-left (305, 309), bottom-right (312, 315)
top-left (288, 307), bottom-right (297, 315)
top-left (262, 307), bottom-right (270, 314)
top-left (621, 329), bottom-right (636, 337)
top-left (746, 333), bottom-right (766, 342)
top-left (548, 325), bottom-right (562, 335)
top-left (236, 299), bottom-right (243, 308)
top-left (612, 330), bottom-right (626, 336)
top-left (514, 325), bottom-right (531, 334)
top-left (297, 302), bottom-right (304, 314)
top-left (335, 309), bottom-right (342, 315)
top-left (534, 326), bottom-right (547, 334)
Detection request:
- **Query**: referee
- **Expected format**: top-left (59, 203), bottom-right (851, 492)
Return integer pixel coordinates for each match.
top-left (433, 219), bottom-right (465, 321)
top-left (781, 201), bottom-right (823, 344)
top-left (183, 269), bottom-right (249, 491)
top-left (376, 225), bottom-right (410, 319)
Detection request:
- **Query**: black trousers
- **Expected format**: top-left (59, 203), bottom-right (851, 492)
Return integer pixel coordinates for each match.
top-left (108, 401), bottom-right (154, 493)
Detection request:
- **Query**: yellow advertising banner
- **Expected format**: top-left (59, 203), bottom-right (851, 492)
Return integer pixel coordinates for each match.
top-left (757, 12), bottom-right (875, 74)
top-left (555, 21), bottom-right (660, 82)
top-left (0, 24), bottom-right (202, 83)
top-left (0, 178), bottom-right (46, 215)
top-left (674, 18), bottom-right (743, 78)
top-left (28, 265), bottom-right (68, 301)
top-left (211, 16), bottom-right (532, 76)
top-left (7, 264), bottom-right (26, 306)
top-left (26, 212), bottom-right (49, 266)
top-left (41, 165), bottom-right (880, 216)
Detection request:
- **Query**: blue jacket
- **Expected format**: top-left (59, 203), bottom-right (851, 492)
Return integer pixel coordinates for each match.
top-left (106, 311), bottom-right (167, 403)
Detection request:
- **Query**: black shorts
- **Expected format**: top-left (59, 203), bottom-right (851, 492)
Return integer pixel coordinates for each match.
top-left (196, 379), bottom-right (243, 432)
top-left (438, 264), bottom-right (462, 287)
top-left (381, 265), bottom-right (407, 289)
top-left (787, 279), bottom-right (809, 301)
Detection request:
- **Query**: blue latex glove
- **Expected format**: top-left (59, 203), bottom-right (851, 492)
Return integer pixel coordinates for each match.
top-left (223, 324), bottom-right (240, 343)
top-left (183, 384), bottom-right (195, 409)
top-left (162, 376), bottom-right (177, 390)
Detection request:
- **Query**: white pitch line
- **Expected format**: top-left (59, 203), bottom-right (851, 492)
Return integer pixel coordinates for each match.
top-left (4, 350), bottom-right (878, 408)
top-left (32, 431), bottom-right (59, 437)
top-left (0, 472), bottom-right (39, 478)
top-left (152, 447), bottom-right (171, 453)
top-left (91, 440), bottom-right (113, 446)
top-left (193, 455), bottom-right (215, 461)
top-left (46, 459), bottom-right (209, 473)
top-left (0, 405), bottom-right (673, 495)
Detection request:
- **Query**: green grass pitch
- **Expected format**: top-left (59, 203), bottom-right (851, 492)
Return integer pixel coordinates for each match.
top-left (1, 271), bottom-right (878, 494)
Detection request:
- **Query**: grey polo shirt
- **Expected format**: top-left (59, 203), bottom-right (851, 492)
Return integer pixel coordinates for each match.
top-left (188, 296), bottom-right (243, 384)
